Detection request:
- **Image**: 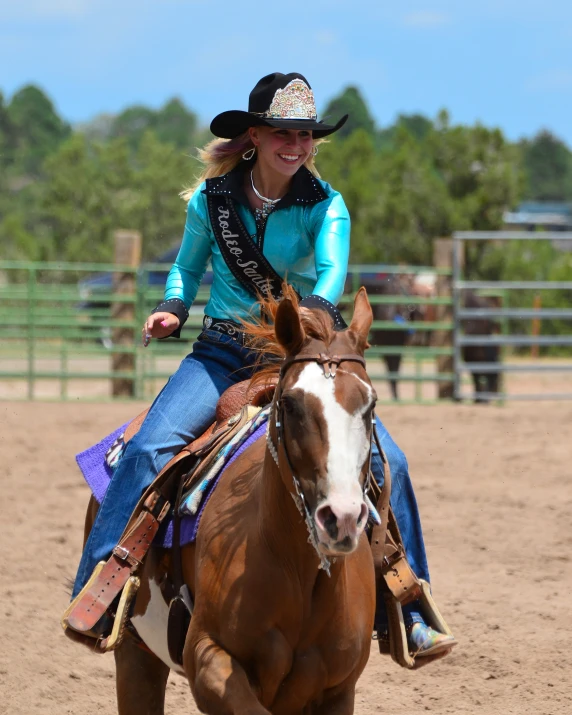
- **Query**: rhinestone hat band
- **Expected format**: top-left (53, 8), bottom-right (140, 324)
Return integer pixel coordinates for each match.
top-left (254, 79), bottom-right (317, 121)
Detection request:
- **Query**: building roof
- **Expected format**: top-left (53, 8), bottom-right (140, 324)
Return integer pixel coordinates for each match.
top-left (504, 201), bottom-right (572, 228)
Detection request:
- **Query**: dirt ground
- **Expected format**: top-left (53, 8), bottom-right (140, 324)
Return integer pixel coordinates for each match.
top-left (1, 396), bottom-right (571, 715)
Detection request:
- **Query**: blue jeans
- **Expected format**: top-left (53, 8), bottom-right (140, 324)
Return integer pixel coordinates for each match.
top-left (72, 330), bottom-right (261, 597)
top-left (372, 419), bottom-right (429, 628)
top-left (73, 332), bottom-right (431, 616)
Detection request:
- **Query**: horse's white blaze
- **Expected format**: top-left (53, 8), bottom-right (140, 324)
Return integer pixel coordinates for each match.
top-left (293, 362), bottom-right (372, 498)
top-left (130, 576), bottom-right (184, 674)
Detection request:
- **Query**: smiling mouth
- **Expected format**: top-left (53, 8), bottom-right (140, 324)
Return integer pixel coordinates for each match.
top-left (278, 153), bottom-right (302, 163)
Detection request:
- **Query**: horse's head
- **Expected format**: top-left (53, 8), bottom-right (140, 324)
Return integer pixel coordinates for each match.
top-left (271, 288), bottom-right (376, 557)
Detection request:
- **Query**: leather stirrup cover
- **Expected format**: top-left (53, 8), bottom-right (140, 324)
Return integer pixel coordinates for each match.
top-left (417, 579), bottom-right (455, 639)
top-left (382, 579), bottom-right (455, 669)
top-left (383, 592), bottom-right (416, 669)
top-left (99, 575), bottom-right (140, 652)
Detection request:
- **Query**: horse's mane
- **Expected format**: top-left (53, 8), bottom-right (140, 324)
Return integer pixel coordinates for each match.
top-left (240, 285), bottom-right (336, 388)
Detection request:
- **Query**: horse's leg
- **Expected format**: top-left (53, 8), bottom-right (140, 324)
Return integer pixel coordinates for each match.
top-left (187, 636), bottom-right (271, 715)
top-left (115, 635), bottom-right (169, 715)
top-left (486, 345), bottom-right (501, 398)
top-left (84, 494), bottom-right (99, 544)
top-left (384, 354), bottom-right (401, 401)
top-left (393, 353), bottom-right (403, 400)
top-left (313, 687), bottom-right (356, 714)
top-left (474, 372), bottom-right (488, 403)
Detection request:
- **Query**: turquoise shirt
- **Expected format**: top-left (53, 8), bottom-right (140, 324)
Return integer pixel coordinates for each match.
top-left (164, 164), bottom-right (350, 322)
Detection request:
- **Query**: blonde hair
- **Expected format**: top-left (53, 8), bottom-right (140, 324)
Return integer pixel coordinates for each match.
top-left (180, 130), bottom-right (325, 202)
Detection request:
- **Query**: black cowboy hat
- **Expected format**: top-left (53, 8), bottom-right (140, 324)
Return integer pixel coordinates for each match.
top-left (210, 72), bottom-right (348, 140)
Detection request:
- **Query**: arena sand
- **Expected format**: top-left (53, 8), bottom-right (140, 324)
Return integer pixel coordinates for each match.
top-left (1, 397), bottom-right (571, 715)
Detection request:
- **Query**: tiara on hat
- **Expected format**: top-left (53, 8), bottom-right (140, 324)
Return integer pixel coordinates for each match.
top-left (255, 79), bottom-right (318, 121)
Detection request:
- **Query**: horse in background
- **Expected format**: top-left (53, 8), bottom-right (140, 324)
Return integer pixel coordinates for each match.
top-left (358, 273), bottom-right (427, 400)
top-left (461, 291), bottom-right (502, 402)
top-left (356, 272), bottom-right (501, 403)
top-left (92, 288), bottom-right (378, 715)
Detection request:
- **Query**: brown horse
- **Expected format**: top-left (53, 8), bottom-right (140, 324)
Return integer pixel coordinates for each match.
top-left (84, 288), bottom-right (378, 714)
top-left (359, 273), bottom-right (426, 401)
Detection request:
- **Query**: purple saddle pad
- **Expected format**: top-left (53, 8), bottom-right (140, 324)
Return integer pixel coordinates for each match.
top-left (75, 423), bottom-right (266, 547)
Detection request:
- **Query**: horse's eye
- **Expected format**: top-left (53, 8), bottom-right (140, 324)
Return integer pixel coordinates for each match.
top-left (364, 400), bottom-right (377, 422)
top-left (282, 394), bottom-right (306, 422)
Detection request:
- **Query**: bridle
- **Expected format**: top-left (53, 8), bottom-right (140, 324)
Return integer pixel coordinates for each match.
top-left (266, 351), bottom-right (384, 576)
top-left (281, 352), bottom-right (367, 379)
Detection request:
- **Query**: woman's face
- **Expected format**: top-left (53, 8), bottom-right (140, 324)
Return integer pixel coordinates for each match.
top-left (249, 127), bottom-right (314, 177)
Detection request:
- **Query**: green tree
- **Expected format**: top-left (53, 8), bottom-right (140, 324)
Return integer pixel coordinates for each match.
top-left (0, 90), bottom-right (11, 167)
top-left (427, 110), bottom-right (522, 275)
top-left (39, 134), bottom-right (134, 261)
top-left (318, 127), bottom-right (451, 263)
top-left (378, 113), bottom-right (433, 151)
top-left (128, 131), bottom-right (200, 256)
top-left (0, 83), bottom-right (532, 276)
top-left (37, 131), bottom-right (199, 262)
top-left (154, 98), bottom-right (198, 151)
top-left (317, 129), bottom-right (382, 260)
top-left (109, 105), bottom-right (157, 151)
top-left (322, 86), bottom-right (376, 139)
top-left (76, 113), bottom-right (115, 142)
top-left (397, 114), bottom-right (433, 142)
top-left (108, 98), bottom-right (199, 154)
top-left (6, 85), bottom-right (70, 175)
top-left (371, 128), bottom-right (452, 264)
top-left (0, 212), bottom-right (40, 260)
top-left (520, 130), bottom-right (572, 201)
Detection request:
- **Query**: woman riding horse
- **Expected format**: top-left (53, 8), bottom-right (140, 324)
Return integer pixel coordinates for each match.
top-left (65, 72), bottom-right (455, 661)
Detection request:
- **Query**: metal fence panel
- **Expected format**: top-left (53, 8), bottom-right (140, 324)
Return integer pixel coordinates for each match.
top-left (452, 231), bottom-right (572, 402)
top-left (0, 261), bottom-right (454, 404)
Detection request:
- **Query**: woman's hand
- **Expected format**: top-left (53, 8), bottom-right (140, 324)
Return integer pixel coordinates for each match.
top-left (142, 312), bottom-right (181, 347)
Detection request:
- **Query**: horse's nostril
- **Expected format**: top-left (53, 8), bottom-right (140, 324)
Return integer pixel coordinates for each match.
top-left (315, 505), bottom-right (338, 540)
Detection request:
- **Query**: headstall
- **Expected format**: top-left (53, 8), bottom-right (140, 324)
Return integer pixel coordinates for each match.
top-left (280, 352), bottom-right (366, 379)
top-left (266, 352), bottom-right (382, 576)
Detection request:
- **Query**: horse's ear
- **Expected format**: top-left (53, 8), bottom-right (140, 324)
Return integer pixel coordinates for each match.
top-left (347, 287), bottom-right (373, 353)
top-left (275, 298), bottom-right (306, 355)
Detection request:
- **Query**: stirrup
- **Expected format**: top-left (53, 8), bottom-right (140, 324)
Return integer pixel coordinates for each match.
top-left (61, 561), bottom-right (107, 639)
top-left (62, 494), bottom-right (168, 635)
top-left (381, 579), bottom-right (457, 669)
top-left (62, 566), bottom-right (140, 653)
top-left (99, 575), bottom-right (140, 651)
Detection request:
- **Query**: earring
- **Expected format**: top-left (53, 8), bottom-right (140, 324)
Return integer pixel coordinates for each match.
top-left (242, 147), bottom-right (256, 160)
top-left (311, 145), bottom-right (319, 157)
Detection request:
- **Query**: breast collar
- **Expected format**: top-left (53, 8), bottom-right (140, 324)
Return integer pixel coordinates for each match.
top-left (202, 162), bottom-right (329, 212)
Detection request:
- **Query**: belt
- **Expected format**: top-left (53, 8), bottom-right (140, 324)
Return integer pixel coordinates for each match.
top-left (203, 316), bottom-right (246, 346)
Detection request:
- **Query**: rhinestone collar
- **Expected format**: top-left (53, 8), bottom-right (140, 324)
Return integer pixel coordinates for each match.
top-left (203, 164), bottom-right (328, 212)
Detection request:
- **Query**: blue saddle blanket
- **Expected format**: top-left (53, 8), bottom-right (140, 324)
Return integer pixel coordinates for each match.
top-left (75, 418), bottom-right (268, 548)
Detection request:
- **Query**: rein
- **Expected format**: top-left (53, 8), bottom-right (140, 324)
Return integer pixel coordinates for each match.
top-left (266, 351), bottom-right (381, 576)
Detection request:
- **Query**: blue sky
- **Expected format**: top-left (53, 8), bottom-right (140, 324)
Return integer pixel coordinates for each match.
top-left (2, 0), bottom-right (571, 145)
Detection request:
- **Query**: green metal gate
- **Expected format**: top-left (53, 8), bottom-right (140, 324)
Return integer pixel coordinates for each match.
top-left (0, 261), bottom-right (453, 403)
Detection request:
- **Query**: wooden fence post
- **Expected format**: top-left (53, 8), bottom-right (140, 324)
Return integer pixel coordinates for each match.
top-left (111, 230), bottom-right (142, 397)
top-left (433, 239), bottom-right (455, 399)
